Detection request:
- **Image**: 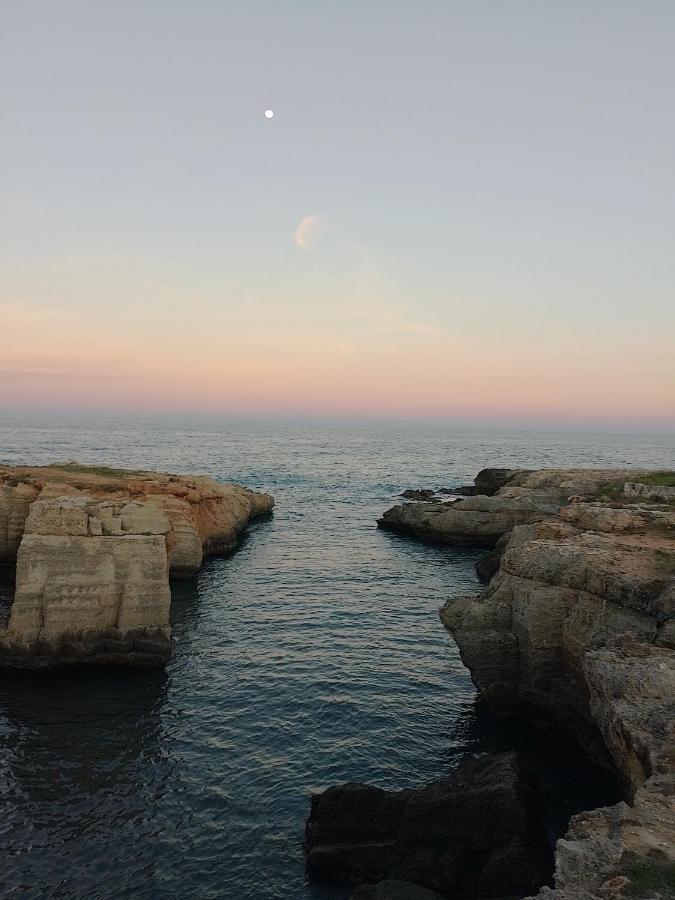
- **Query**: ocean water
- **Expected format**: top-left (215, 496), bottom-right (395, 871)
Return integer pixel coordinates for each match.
top-left (0, 417), bottom-right (673, 900)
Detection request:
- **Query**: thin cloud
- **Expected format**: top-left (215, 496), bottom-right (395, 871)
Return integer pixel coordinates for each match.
top-left (0, 369), bottom-right (139, 383)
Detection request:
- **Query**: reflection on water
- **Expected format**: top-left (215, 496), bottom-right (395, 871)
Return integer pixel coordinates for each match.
top-left (0, 420), bottom-right (671, 898)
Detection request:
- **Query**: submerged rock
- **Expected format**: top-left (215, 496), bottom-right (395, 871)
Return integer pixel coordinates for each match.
top-left (400, 489), bottom-right (438, 501)
top-left (306, 752), bottom-right (551, 899)
top-left (0, 463), bottom-right (274, 669)
top-left (351, 880), bottom-right (446, 899)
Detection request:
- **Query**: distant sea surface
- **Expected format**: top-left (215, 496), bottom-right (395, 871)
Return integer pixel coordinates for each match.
top-left (0, 417), bottom-right (673, 899)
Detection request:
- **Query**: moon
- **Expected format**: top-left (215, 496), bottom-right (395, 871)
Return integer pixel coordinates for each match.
top-left (294, 214), bottom-right (319, 250)
top-left (264, 109), bottom-right (274, 119)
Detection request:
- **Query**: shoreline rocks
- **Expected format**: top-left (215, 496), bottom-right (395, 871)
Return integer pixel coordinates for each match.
top-left (306, 752), bottom-right (551, 899)
top-left (370, 467), bottom-right (675, 898)
top-left (413, 467), bottom-right (674, 899)
top-left (0, 463), bottom-right (273, 669)
top-left (378, 468), bottom-right (664, 549)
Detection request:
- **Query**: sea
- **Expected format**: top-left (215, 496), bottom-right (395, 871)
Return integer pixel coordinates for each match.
top-left (0, 416), bottom-right (673, 899)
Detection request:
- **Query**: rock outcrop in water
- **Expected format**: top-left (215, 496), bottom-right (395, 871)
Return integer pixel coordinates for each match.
top-left (306, 752), bottom-right (551, 899)
top-left (0, 463), bottom-right (273, 668)
top-left (373, 468), bottom-right (675, 898)
top-left (441, 487), bottom-right (674, 898)
top-left (378, 468), bottom-right (662, 548)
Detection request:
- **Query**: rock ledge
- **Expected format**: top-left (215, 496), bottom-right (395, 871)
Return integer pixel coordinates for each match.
top-left (0, 463), bottom-right (273, 668)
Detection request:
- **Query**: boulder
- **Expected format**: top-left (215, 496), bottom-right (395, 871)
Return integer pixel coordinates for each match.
top-left (473, 468), bottom-right (526, 496)
top-left (400, 490), bottom-right (437, 501)
top-left (378, 494), bottom-right (559, 547)
top-left (306, 752), bottom-right (551, 899)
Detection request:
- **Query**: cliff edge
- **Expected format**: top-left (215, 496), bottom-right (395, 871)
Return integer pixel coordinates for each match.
top-left (432, 468), bottom-right (674, 899)
top-left (0, 463), bottom-right (274, 668)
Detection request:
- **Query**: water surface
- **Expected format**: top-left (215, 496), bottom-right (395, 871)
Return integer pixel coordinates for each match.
top-left (0, 419), bottom-right (672, 898)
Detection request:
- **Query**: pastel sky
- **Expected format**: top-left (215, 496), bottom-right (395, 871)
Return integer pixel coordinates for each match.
top-left (1, 1), bottom-right (674, 429)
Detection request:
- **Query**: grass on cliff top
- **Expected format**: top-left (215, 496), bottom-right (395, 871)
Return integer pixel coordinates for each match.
top-left (624, 854), bottom-right (675, 898)
top-left (636, 471), bottom-right (675, 487)
top-left (54, 463), bottom-right (150, 478)
top-left (595, 471), bottom-right (675, 501)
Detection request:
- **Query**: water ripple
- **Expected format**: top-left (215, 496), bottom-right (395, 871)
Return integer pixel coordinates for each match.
top-left (0, 419), bottom-right (671, 898)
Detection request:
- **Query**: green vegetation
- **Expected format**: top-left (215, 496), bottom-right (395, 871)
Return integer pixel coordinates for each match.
top-left (624, 854), bottom-right (675, 898)
top-left (594, 471), bottom-right (675, 503)
top-left (636, 471), bottom-right (675, 488)
top-left (595, 480), bottom-right (624, 500)
top-left (53, 463), bottom-right (150, 478)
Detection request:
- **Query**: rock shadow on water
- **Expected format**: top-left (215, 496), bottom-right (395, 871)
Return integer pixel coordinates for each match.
top-left (0, 567), bottom-right (14, 630)
top-left (449, 697), bottom-right (624, 849)
top-left (0, 666), bottom-right (169, 804)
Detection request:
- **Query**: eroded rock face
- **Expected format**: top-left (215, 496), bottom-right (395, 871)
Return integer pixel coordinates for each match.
top-left (306, 752), bottom-right (551, 899)
top-left (378, 494), bottom-right (560, 547)
top-left (0, 481), bottom-right (39, 565)
top-left (0, 464), bottom-right (274, 668)
top-left (0, 464), bottom-right (274, 576)
top-left (0, 495), bottom-right (172, 667)
top-left (434, 471), bottom-right (674, 899)
top-left (377, 469), bottom-right (660, 549)
top-left (441, 518), bottom-right (673, 765)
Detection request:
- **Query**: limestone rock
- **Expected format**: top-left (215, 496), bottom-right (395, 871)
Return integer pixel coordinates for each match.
top-left (377, 468), bottom-right (654, 548)
top-left (0, 463), bottom-right (274, 577)
top-left (0, 481), bottom-right (39, 564)
top-left (435, 468), bottom-right (675, 899)
top-left (0, 495), bottom-right (172, 668)
top-left (378, 494), bottom-right (560, 547)
top-left (0, 463), bottom-right (274, 668)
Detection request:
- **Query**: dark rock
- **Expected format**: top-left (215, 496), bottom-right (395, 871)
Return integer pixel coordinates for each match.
top-left (475, 530), bottom-right (512, 583)
top-left (400, 490), bottom-right (437, 501)
top-left (377, 496), bottom-right (557, 547)
top-left (0, 628), bottom-right (171, 670)
top-left (306, 752), bottom-right (551, 899)
top-left (475, 549), bottom-right (503, 584)
top-left (439, 486), bottom-right (476, 496)
top-left (351, 880), bottom-right (446, 899)
top-left (473, 468), bottom-right (525, 496)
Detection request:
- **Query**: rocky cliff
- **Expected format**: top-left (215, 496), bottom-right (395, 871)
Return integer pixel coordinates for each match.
top-left (371, 468), bottom-right (675, 898)
top-left (432, 469), bottom-right (674, 899)
top-left (0, 463), bottom-right (273, 668)
top-left (306, 752), bottom-right (551, 899)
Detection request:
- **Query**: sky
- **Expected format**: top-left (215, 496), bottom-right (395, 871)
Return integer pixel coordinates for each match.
top-left (1, 1), bottom-right (674, 430)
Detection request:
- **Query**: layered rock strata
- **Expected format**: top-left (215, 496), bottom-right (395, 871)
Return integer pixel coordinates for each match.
top-left (0, 463), bottom-right (273, 668)
top-left (378, 468), bottom-right (659, 548)
top-left (432, 470), bottom-right (674, 899)
top-left (306, 752), bottom-right (551, 899)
